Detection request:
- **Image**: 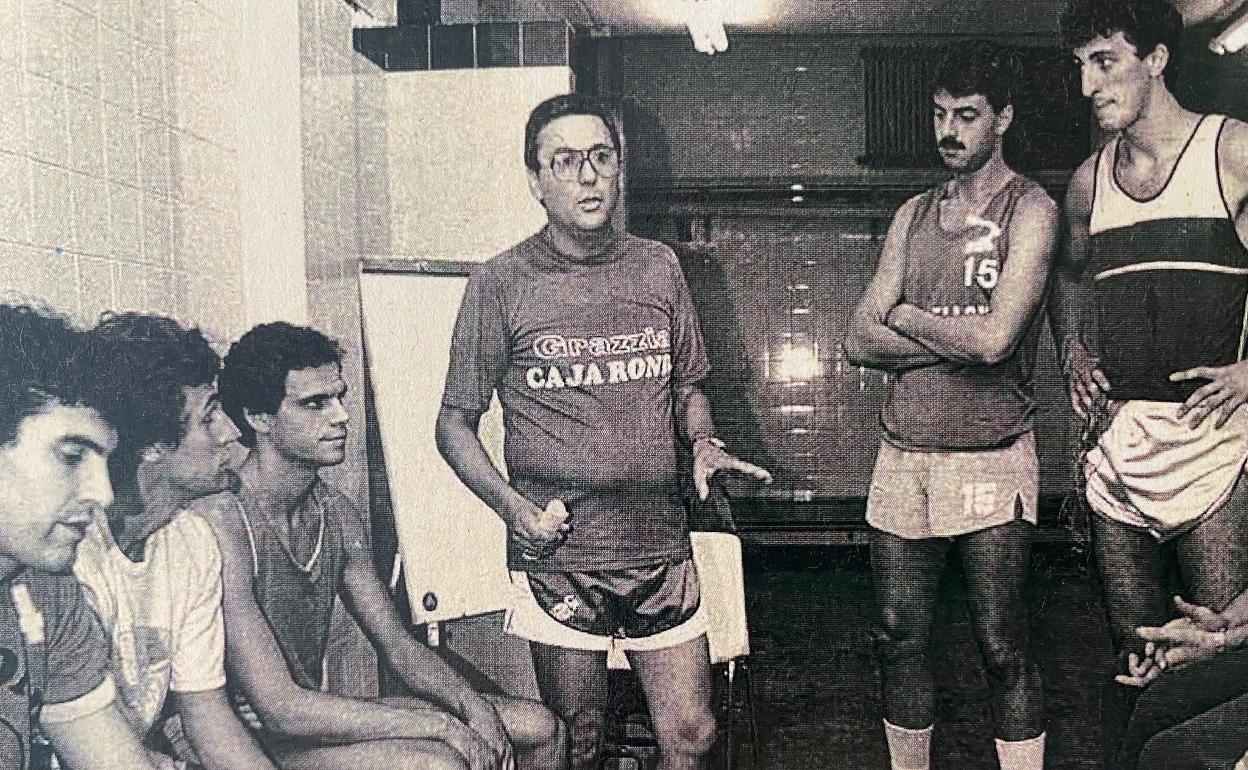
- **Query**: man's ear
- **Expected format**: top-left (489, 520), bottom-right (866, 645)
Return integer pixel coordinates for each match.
top-left (995, 104), bottom-right (1015, 136)
top-left (526, 167), bottom-right (544, 206)
top-left (1146, 43), bottom-right (1170, 79)
top-left (245, 409), bottom-right (273, 437)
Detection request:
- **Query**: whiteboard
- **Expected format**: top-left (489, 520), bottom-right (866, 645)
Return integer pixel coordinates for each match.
top-left (360, 264), bottom-right (511, 625)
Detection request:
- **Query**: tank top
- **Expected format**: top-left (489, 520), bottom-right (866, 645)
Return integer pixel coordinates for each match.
top-left (234, 482), bottom-right (342, 691)
top-left (882, 172), bottom-right (1047, 450)
top-left (1088, 114), bottom-right (1248, 401)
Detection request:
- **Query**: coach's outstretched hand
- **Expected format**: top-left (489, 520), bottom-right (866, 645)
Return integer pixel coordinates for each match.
top-left (1171, 359), bottom-right (1248, 428)
top-left (692, 438), bottom-right (773, 501)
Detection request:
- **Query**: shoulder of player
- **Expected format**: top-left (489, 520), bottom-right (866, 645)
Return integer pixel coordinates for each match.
top-left (1064, 153), bottom-right (1099, 214)
top-left (159, 510), bottom-right (224, 565)
top-left (1218, 117), bottom-right (1248, 186)
top-left (1012, 177), bottom-right (1059, 219)
top-left (183, 492), bottom-right (251, 551)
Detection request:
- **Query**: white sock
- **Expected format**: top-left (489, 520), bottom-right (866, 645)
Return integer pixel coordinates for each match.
top-left (883, 720), bottom-right (932, 770)
top-left (995, 733), bottom-right (1045, 770)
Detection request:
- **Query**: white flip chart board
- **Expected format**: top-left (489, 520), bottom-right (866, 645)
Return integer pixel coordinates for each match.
top-left (360, 261), bottom-right (511, 625)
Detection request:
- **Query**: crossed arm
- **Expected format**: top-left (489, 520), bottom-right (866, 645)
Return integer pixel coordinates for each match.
top-left (886, 188), bottom-right (1059, 365)
top-left (845, 197), bottom-right (949, 371)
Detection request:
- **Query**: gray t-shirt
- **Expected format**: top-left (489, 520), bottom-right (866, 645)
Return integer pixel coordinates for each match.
top-left (443, 230), bottom-right (710, 570)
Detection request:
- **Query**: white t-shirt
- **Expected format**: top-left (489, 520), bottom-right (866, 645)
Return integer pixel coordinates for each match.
top-left (73, 510), bottom-right (226, 736)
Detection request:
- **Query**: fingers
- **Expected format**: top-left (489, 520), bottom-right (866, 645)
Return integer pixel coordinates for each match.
top-left (1215, 398), bottom-right (1247, 429)
top-left (1114, 651), bottom-right (1159, 687)
top-left (693, 466), bottom-right (711, 501)
top-left (724, 457), bottom-right (774, 485)
top-left (1136, 624), bottom-right (1207, 646)
top-left (1173, 596), bottom-right (1226, 632)
top-left (1091, 367), bottom-right (1112, 392)
top-left (1170, 366), bottom-right (1220, 383)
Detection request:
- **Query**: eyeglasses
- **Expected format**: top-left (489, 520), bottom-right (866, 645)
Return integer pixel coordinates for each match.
top-left (549, 145), bottom-right (620, 181)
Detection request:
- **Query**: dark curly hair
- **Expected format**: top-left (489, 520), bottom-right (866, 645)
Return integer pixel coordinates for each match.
top-left (524, 93), bottom-right (621, 173)
top-left (219, 323), bottom-right (342, 449)
top-left (0, 303), bottom-right (93, 447)
top-left (84, 313), bottom-right (221, 486)
top-left (933, 40), bottom-right (1019, 113)
top-left (1060, 0), bottom-right (1182, 61)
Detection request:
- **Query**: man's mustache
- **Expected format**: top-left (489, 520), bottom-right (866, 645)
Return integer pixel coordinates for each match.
top-left (938, 137), bottom-right (965, 151)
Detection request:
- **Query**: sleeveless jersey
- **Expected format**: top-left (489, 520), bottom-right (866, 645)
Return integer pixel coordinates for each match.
top-left (882, 173), bottom-right (1048, 450)
top-left (234, 483), bottom-right (342, 691)
top-left (1088, 114), bottom-right (1248, 402)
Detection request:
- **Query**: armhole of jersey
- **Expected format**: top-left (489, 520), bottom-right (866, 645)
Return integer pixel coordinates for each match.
top-left (1215, 115), bottom-right (1236, 221)
top-left (1089, 143), bottom-right (1106, 227)
top-left (232, 497), bottom-right (260, 579)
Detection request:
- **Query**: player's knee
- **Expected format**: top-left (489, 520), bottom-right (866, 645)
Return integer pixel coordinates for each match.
top-left (873, 612), bottom-right (928, 666)
top-left (562, 707), bottom-right (607, 760)
top-left (523, 702), bottom-right (566, 751)
top-left (981, 638), bottom-right (1028, 690)
top-left (655, 706), bottom-right (717, 757)
top-left (1136, 732), bottom-right (1183, 770)
top-left (406, 744), bottom-right (471, 770)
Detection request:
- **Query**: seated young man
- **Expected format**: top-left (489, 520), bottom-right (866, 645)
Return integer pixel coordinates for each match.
top-left (191, 322), bottom-right (565, 770)
top-left (75, 313), bottom-right (276, 770)
top-left (0, 303), bottom-right (159, 770)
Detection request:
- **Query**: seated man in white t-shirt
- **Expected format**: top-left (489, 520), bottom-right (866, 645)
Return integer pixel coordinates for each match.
top-left (74, 313), bottom-right (276, 770)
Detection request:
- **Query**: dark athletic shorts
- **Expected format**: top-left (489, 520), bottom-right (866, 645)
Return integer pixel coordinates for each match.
top-left (505, 559), bottom-right (707, 652)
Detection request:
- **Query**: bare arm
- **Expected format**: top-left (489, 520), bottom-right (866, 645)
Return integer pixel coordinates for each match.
top-left (1220, 118), bottom-right (1248, 244)
top-left (674, 383), bottom-right (772, 499)
top-left (435, 405), bottom-right (564, 555)
top-left (1045, 156), bottom-right (1112, 417)
top-left (887, 188), bottom-right (1060, 365)
top-left (173, 688), bottom-right (277, 770)
top-left (339, 521), bottom-right (514, 767)
top-left (192, 497), bottom-right (482, 749)
top-left (44, 702), bottom-right (160, 770)
top-left (339, 522), bottom-right (483, 717)
top-left (1048, 157), bottom-right (1097, 368)
top-left (844, 197), bottom-right (948, 371)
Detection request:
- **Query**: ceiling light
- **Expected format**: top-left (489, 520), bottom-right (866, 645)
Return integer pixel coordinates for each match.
top-left (683, 0), bottom-right (729, 55)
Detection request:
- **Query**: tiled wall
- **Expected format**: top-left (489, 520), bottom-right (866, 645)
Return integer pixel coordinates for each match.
top-left (0, 0), bottom-right (246, 341)
top-left (300, 0), bottom-right (381, 696)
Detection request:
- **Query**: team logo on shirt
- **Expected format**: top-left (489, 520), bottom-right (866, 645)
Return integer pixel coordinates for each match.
top-left (526, 327), bottom-right (673, 391)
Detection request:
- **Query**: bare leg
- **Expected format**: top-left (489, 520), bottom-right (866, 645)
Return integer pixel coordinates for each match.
top-left (269, 737), bottom-right (469, 770)
top-left (870, 529), bottom-right (947, 730)
top-left (956, 519), bottom-right (1044, 741)
top-left (531, 642), bottom-right (609, 770)
top-left (626, 634), bottom-right (715, 770)
top-left (1175, 473), bottom-right (1248, 612)
top-left (481, 692), bottom-right (568, 770)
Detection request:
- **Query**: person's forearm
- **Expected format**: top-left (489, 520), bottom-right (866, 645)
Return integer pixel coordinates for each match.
top-left (177, 691), bottom-right (277, 770)
top-left (887, 305), bottom-right (1014, 365)
top-left (257, 689), bottom-right (455, 743)
top-left (675, 384), bottom-right (716, 445)
top-left (435, 408), bottom-right (525, 526)
top-left (1220, 586), bottom-right (1248, 629)
top-left (1047, 264), bottom-right (1091, 369)
top-left (845, 319), bottom-right (946, 371)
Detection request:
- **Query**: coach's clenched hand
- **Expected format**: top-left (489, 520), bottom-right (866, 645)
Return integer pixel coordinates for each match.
top-left (507, 497), bottom-right (571, 559)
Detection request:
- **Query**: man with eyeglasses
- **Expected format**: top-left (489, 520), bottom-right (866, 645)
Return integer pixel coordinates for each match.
top-left (437, 93), bottom-right (771, 770)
